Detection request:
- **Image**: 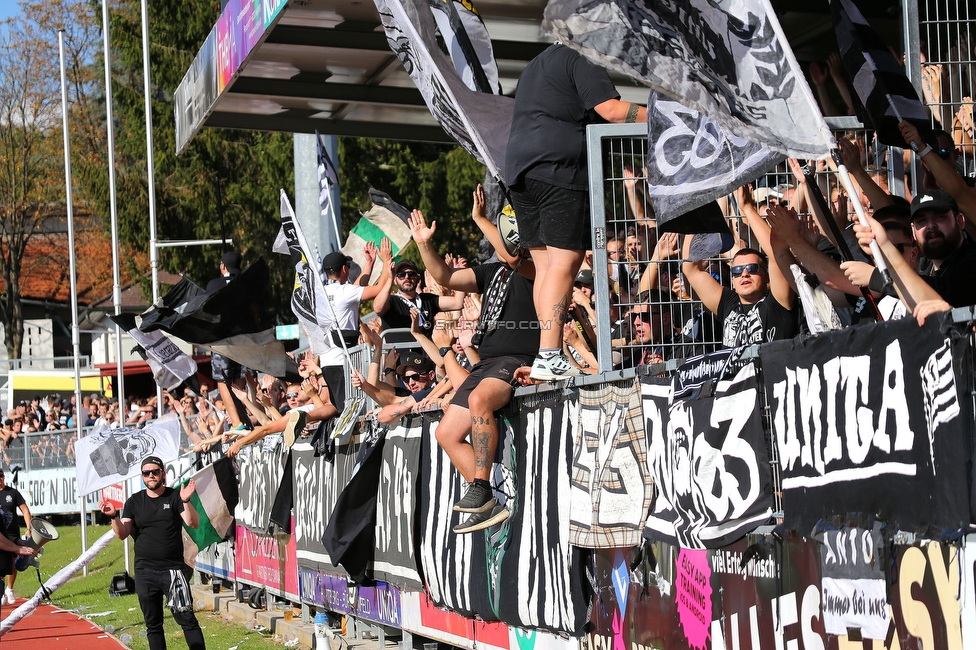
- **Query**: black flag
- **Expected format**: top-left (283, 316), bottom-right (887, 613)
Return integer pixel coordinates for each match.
top-left (831, 0), bottom-right (934, 147)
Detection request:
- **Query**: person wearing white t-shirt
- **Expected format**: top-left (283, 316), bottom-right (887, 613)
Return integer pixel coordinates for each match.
top-left (318, 241), bottom-right (392, 406)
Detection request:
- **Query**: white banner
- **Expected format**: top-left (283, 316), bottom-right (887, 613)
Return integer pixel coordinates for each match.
top-left (74, 418), bottom-right (182, 496)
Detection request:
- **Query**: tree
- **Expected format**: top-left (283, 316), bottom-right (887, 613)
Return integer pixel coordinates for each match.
top-left (0, 0), bottom-right (101, 360)
top-left (72, 0), bottom-right (295, 322)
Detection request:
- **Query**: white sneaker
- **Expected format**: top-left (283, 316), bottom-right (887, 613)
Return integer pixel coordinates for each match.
top-left (529, 352), bottom-right (584, 382)
top-left (5, 588), bottom-right (15, 605)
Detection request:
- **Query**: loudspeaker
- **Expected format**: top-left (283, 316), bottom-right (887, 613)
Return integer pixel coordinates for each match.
top-left (14, 519), bottom-right (59, 572)
top-left (109, 571), bottom-right (135, 597)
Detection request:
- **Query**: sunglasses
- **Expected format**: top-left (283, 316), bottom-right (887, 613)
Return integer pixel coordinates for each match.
top-left (938, 147), bottom-right (952, 159)
top-left (730, 263), bottom-right (765, 277)
top-left (285, 392), bottom-right (300, 399)
top-left (400, 372), bottom-right (424, 382)
top-left (396, 271), bottom-right (420, 279)
top-left (142, 468), bottom-right (163, 477)
top-left (893, 242), bottom-right (916, 253)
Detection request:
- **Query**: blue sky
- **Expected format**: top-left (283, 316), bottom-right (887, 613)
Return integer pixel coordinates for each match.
top-left (0, 1), bottom-right (19, 29)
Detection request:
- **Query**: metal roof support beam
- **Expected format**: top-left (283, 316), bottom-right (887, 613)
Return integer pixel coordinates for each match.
top-left (205, 113), bottom-right (454, 143)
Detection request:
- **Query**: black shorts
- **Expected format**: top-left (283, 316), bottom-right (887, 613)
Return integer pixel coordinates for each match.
top-left (451, 355), bottom-right (531, 410)
top-left (511, 177), bottom-right (590, 250)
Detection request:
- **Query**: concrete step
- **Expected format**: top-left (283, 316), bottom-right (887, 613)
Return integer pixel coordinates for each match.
top-left (190, 584), bottom-right (406, 650)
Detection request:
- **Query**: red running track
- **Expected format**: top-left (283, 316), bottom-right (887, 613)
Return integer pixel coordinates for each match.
top-left (0, 596), bottom-right (125, 649)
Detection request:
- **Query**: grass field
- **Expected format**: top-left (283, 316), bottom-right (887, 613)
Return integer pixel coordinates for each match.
top-left (9, 523), bottom-right (290, 649)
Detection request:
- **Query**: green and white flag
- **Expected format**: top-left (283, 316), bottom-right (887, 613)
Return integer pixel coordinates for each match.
top-left (180, 458), bottom-right (239, 567)
top-left (341, 188), bottom-right (414, 284)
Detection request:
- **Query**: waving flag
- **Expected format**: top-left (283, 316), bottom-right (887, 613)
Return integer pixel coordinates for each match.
top-left (830, 0), bottom-right (933, 147)
top-left (316, 131), bottom-right (342, 255)
top-left (273, 190), bottom-right (337, 357)
top-left (645, 89), bottom-right (785, 226)
top-left (544, 0), bottom-right (833, 159)
top-left (139, 260), bottom-right (297, 378)
top-left (180, 458), bottom-right (239, 567)
top-left (372, 0), bottom-right (514, 181)
top-left (428, 0), bottom-right (499, 94)
top-left (340, 188), bottom-right (414, 284)
top-left (75, 418), bottom-right (183, 495)
top-left (109, 313), bottom-right (197, 391)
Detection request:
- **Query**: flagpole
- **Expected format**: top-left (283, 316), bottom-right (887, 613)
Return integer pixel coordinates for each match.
top-left (140, 0), bottom-right (165, 422)
top-left (58, 29), bottom-right (89, 578)
top-left (102, 0), bottom-right (130, 575)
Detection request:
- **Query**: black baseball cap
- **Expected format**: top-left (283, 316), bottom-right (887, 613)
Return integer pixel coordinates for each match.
top-left (911, 189), bottom-right (958, 219)
top-left (394, 260), bottom-right (419, 275)
top-left (396, 351), bottom-right (433, 375)
top-left (321, 251), bottom-right (352, 272)
top-left (141, 456), bottom-right (165, 471)
top-left (575, 269), bottom-right (594, 286)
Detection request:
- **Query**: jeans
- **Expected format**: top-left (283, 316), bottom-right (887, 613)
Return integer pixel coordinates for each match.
top-left (135, 567), bottom-right (205, 650)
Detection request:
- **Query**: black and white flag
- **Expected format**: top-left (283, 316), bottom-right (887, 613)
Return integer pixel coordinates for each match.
top-left (316, 131), bottom-right (342, 255)
top-left (830, 0), bottom-right (932, 148)
top-left (109, 313), bottom-right (197, 391)
top-left (139, 260), bottom-right (297, 378)
top-left (76, 418), bottom-right (182, 495)
top-left (760, 314), bottom-right (972, 533)
top-left (645, 89), bottom-right (785, 225)
top-left (273, 190), bottom-right (337, 358)
top-left (372, 0), bottom-right (515, 182)
top-left (641, 362), bottom-right (774, 549)
top-left (544, 0), bottom-right (833, 158)
top-left (428, 0), bottom-right (499, 94)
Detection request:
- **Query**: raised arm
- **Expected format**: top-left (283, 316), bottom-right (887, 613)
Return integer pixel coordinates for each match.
top-left (900, 120), bottom-right (976, 223)
top-left (361, 238), bottom-right (393, 302)
top-left (470, 185), bottom-right (520, 267)
top-left (355, 241), bottom-right (378, 287)
top-left (410, 210), bottom-right (479, 292)
top-left (680, 236), bottom-right (725, 314)
top-left (837, 137), bottom-right (893, 210)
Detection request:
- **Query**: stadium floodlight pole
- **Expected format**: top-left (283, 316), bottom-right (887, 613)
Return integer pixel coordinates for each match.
top-left (59, 29), bottom-right (89, 578)
top-left (102, 0), bottom-right (130, 575)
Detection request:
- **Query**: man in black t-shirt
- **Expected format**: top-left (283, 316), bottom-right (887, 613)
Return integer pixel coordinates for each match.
top-left (682, 244), bottom-right (797, 348)
top-left (0, 469), bottom-right (30, 605)
top-left (505, 43), bottom-right (646, 381)
top-left (909, 189), bottom-right (976, 307)
top-left (373, 260), bottom-right (464, 343)
top-left (409, 209), bottom-right (538, 534)
top-left (100, 456), bottom-right (205, 650)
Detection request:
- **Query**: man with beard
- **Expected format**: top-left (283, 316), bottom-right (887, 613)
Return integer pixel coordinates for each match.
top-left (374, 260), bottom-right (464, 344)
top-left (910, 189), bottom-right (976, 307)
top-left (101, 457), bottom-right (205, 650)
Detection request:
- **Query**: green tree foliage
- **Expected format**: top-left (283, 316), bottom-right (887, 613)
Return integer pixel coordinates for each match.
top-left (338, 137), bottom-right (486, 268)
top-left (73, 0), bottom-right (295, 321)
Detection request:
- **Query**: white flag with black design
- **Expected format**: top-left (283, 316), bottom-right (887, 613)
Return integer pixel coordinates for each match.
top-left (75, 418), bottom-right (183, 495)
top-left (544, 0), bottom-right (833, 158)
top-left (644, 89), bottom-right (785, 224)
top-left (372, 0), bottom-right (514, 182)
top-left (830, 0), bottom-right (932, 147)
top-left (273, 190), bottom-right (336, 357)
top-left (109, 313), bottom-right (196, 391)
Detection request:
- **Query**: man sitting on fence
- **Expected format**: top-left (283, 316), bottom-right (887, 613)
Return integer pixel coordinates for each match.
top-left (407, 206), bottom-right (538, 534)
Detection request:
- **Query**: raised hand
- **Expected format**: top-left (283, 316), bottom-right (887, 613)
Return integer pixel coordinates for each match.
top-left (378, 237), bottom-right (393, 263)
top-left (472, 184), bottom-right (486, 221)
top-left (363, 240), bottom-right (378, 266)
top-left (409, 209), bottom-right (436, 245)
top-left (180, 479), bottom-right (196, 502)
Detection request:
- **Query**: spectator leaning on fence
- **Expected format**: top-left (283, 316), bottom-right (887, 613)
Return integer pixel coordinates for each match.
top-left (681, 234), bottom-right (798, 348)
